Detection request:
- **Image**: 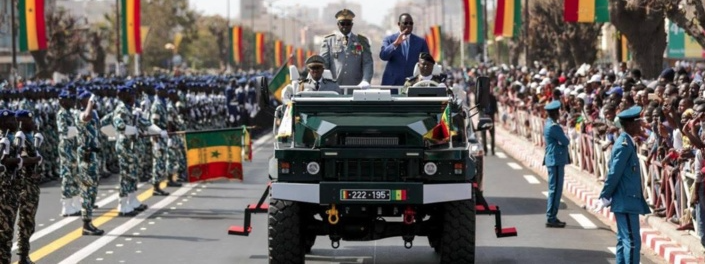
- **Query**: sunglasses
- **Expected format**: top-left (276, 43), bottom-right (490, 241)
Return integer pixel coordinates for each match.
top-left (401, 22), bottom-right (414, 26)
top-left (309, 66), bottom-right (323, 70)
top-left (338, 21), bottom-right (353, 26)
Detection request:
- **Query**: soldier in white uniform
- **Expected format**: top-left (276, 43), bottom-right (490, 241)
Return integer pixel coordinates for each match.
top-left (320, 9), bottom-right (373, 88)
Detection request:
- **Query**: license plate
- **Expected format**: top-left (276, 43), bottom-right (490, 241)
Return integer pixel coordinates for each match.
top-left (340, 189), bottom-right (390, 201)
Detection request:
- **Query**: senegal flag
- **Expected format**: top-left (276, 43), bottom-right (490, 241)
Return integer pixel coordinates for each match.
top-left (18, 0), bottom-right (47, 52)
top-left (268, 60), bottom-right (291, 103)
top-left (120, 0), bottom-right (142, 55)
top-left (424, 104), bottom-right (455, 143)
top-left (185, 128), bottom-right (248, 182)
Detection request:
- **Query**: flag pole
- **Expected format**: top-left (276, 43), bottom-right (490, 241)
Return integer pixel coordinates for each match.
top-left (10, 0), bottom-right (18, 88)
top-left (115, 0), bottom-right (121, 77)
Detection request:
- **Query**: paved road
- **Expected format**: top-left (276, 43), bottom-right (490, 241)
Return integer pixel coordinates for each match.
top-left (10, 134), bottom-right (662, 264)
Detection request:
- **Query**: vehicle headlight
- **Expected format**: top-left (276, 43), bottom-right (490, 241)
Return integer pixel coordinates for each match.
top-left (424, 162), bottom-right (438, 175)
top-left (306, 162), bottom-right (320, 175)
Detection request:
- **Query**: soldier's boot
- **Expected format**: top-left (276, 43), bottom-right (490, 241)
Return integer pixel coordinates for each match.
top-left (152, 183), bottom-right (170, 196)
top-left (117, 197), bottom-right (137, 217)
top-left (166, 174), bottom-right (182, 187)
top-left (82, 219), bottom-right (105, 236)
top-left (61, 197), bottom-right (80, 217)
top-left (129, 192), bottom-right (148, 212)
top-left (17, 253), bottom-right (34, 264)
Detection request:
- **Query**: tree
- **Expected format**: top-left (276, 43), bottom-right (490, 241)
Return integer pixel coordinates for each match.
top-left (140, 0), bottom-right (197, 72)
top-left (181, 14), bottom-right (228, 70)
top-left (30, 8), bottom-right (87, 79)
top-left (80, 23), bottom-right (111, 75)
top-left (609, 0), bottom-right (667, 79)
top-left (658, 0), bottom-right (705, 50)
top-left (440, 32), bottom-right (460, 67)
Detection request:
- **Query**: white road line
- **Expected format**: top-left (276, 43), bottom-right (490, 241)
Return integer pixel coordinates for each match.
top-left (59, 183), bottom-right (196, 264)
top-left (523, 175), bottom-right (540, 184)
top-left (507, 162), bottom-right (523, 170)
top-left (541, 191), bottom-right (565, 203)
top-left (569, 213), bottom-right (598, 229)
top-left (608, 247), bottom-right (616, 255)
top-left (496, 152), bottom-right (507, 159)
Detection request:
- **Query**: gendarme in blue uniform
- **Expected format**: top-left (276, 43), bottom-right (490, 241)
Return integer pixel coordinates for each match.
top-left (599, 105), bottom-right (650, 264)
top-left (543, 100), bottom-right (569, 227)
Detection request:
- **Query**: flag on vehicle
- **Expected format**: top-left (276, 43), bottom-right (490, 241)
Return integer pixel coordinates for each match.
top-left (18, 0), bottom-right (48, 52)
top-left (120, 0), bottom-right (142, 55)
top-left (463, 0), bottom-right (484, 44)
top-left (185, 128), bottom-right (247, 182)
top-left (563, 0), bottom-right (609, 23)
top-left (276, 102), bottom-right (294, 139)
top-left (230, 26), bottom-right (243, 64)
top-left (268, 59), bottom-right (292, 103)
top-left (423, 104), bottom-right (455, 143)
top-left (494, 0), bottom-right (522, 38)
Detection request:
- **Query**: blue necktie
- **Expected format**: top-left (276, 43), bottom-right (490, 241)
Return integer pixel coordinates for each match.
top-left (402, 37), bottom-right (409, 60)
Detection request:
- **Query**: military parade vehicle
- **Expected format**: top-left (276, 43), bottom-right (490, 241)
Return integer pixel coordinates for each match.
top-left (228, 66), bottom-right (516, 264)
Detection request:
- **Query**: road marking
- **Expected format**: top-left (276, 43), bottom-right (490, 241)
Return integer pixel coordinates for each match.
top-left (18, 182), bottom-right (159, 263)
top-left (523, 175), bottom-right (540, 184)
top-left (541, 191), bottom-right (565, 203)
top-left (507, 162), bottom-right (523, 170)
top-left (59, 184), bottom-right (195, 264)
top-left (496, 152), bottom-right (507, 159)
top-left (569, 213), bottom-right (598, 229)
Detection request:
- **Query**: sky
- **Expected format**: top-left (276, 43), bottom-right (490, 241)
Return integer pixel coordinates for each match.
top-left (189, 0), bottom-right (399, 27)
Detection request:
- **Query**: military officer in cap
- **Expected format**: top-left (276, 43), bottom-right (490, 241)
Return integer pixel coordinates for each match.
top-left (300, 55), bottom-right (342, 94)
top-left (543, 100), bottom-right (570, 228)
top-left (150, 84), bottom-right (172, 195)
top-left (401, 52), bottom-right (446, 94)
top-left (596, 105), bottom-right (650, 264)
top-left (57, 90), bottom-right (81, 217)
top-left (74, 92), bottom-right (105, 236)
top-left (14, 109), bottom-right (45, 263)
top-left (320, 9), bottom-right (373, 87)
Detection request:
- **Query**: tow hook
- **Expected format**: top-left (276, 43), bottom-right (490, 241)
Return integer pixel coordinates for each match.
top-left (403, 206), bottom-right (415, 225)
top-left (403, 236), bottom-right (414, 249)
top-left (326, 204), bottom-right (339, 225)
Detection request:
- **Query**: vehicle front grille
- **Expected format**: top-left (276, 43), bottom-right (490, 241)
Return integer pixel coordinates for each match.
top-left (344, 137), bottom-right (399, 146)
top-left (325, 158), bottom-right (414, 182)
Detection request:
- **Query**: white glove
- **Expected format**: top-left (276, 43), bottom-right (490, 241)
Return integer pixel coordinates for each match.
top-left (36, 152), bottom-right (43, 165)
top-left (167, 138), bottom-right (173, 147)
top-left (160, 130), bottom-right (168, 139)
top-left (14, 131), bottom-right (26, 147)
top-left (89, 94), bottom-right (97, 104)
top-left (358, 80), bottom-right (370, 89)
top-left (245, 103), bottom-right (253, 111)
top-left (124, 125), bottom-right (138, 136)
top-left (147, 124), bottom-right (162, 135)
top-left (34, 132), bottom-right (44, 148)
top-left (67, 126), bottom-right (78, 138)
top-left (592, 197), bottom-right (612, 213)
top-left (1, 137), bottom-right (10, 155)
top-left (229, 115), bottom-right (235, 123)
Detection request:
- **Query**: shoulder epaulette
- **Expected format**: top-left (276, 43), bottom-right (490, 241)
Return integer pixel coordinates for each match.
top-left (324, 33), bottom-right (335, 38)
top-left (322, 78), bottom-right (335, 83)
top-left (405, 76), bottom-right (416, 81)
top-left (357, 34), bottom-right (369, 45)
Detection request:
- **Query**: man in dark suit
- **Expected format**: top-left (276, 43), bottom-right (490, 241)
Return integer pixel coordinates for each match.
top-left (380, 13), bottom-right (430, 86)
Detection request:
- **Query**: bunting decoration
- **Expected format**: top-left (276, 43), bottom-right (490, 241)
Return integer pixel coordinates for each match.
top-left (18, 0), bottom-right (47, 52)
top-left (462, 0), bottom-right (483, 44)
top-left (230, 26), bottom-right (243, 64)
top-left (120, 0), bottom-right (142, 55)
top-left (494, 0), bottom-right (522, 38)
top-left (563, 0), bottom-right (609, 23)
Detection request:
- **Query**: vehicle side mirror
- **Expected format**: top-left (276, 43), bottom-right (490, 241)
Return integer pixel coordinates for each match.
top-left (475, 76), bottom-right (490, 110)
top-left (255, 76), bottom-right (270, 110)
top-left (475, 117), bottom-right (494, 132)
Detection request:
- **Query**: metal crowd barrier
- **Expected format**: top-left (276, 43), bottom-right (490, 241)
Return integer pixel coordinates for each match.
top-left (498, 104), bottom-right (699, 236)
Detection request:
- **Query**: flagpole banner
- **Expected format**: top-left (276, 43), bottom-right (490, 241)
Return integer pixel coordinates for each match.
top-left (618, 34), bottom-right (631, 62)
top-left (274, 40), bottom-right (283, 67)
top-left (230, 26), bottom-right (243, 64)
top-left (255, 32), bottom-right (265, 65)
top-left (430, 26), bottom-right (442, 61)
top-left (426, 33), bottom-right (435, 59)
top-left (18, 0), bottom-right (47, 52)
top-left (564, 0), bottom-right (609, 23)
top-left (494, 0), bottom-right (521, 38)
top-left (463, 0), bottom-right (483, 44)
top-left (296, 48), bottom-right (304, 69)
top-left (286, 45), bottom-right (294, 65)
top-left (185, 128), bottom-right (249, 182)
top-left (667, 20), bottom-right (705, 59)
top-left (120, 0), bottom-right (142, 55)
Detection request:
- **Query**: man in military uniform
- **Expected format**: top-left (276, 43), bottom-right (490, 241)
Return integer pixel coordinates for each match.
top-left (74, 92), bottom-right (105, 236)
top-left (0, 109), bottom-right (22, 264)
top-left (112, 86), bottom-right (148, 216)
top-left (596, 105), bottom-right (651, 264)
top-left (300, 55), bottom-right (342, 94)
top-left (150, 84), bottom-right (172, 195)
top-left (57, 90), bottom-right (81, 217)
top-left (401, 52), bottom-right (445, 94)
top-left (543, 100), bottom-right (570, 228)
top-left (14, 110), bottom-right (45, 263)
top-left (166, 89), bottom-right (185, 187)
top-left (320, 9), bottom-right (373, 87)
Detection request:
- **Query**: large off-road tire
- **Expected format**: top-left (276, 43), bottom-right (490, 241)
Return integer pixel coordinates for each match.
top-left (428, 234), bottom-right (440, 253)
top-left (439, 199), bottom-right (476, 263)
top-left (304, 234), bottom-right (316, 254)
top-left (268, 199), bottom-right (304, 263)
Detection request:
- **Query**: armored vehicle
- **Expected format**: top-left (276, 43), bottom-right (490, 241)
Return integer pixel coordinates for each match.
top-left (229, 67), bottom-right (515, 264)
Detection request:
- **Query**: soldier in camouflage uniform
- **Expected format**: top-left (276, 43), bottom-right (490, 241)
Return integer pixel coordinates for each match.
top-left (139, 84), bottom-right (155, 182)
top-left (150, 84), bottom-right (171, 195)
top-left (56, 91), bottom-right (81, 217)
top-left (166, 89), bottom-right (185, 185)
top-left (0, 110), bottom-right (21, 264)
top-left (14, 110), bottom-right (45, 263)
top-left (112, 86), bottom-right (148, 216)
top-left (74, 92), bottom-right (104, 236)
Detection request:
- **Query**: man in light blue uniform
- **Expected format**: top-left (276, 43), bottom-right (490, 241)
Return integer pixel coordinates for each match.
top-left (543, 100), bottom-right (569, 228)
top-left (598, 105), bottom-right (650, 264)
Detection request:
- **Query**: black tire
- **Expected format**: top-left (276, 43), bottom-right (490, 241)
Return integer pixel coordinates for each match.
top-left (428, 234), bottom-right (440, 253)
top-left (268, 199), bottom-right (304, 263)
top-left (439, 199), bottom-right (476, 263)
top-left (304, 234), bottom-right (316, 254)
